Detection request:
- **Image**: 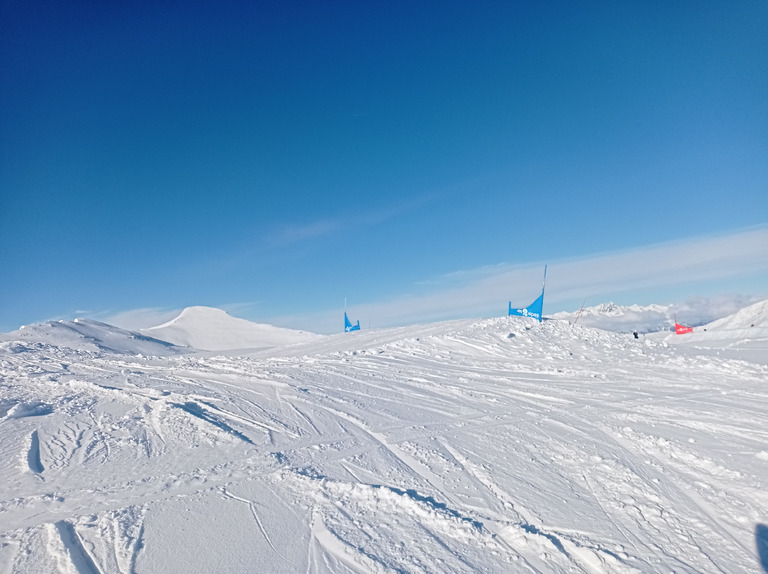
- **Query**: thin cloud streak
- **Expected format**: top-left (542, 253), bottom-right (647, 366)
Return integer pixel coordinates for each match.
top-left (268, 219), bottom-right (341, 246)
top-left (264, 192), bottom-right (443, 249)
top-left (548, 227), bottom-right (768, 299)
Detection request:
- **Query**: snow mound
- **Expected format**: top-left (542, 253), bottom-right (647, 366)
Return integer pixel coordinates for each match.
top-left (0, 318), bottom-right (184, 355)
top-left (703, 299), bottom-right (768, 330)
top-left (142, 306), bottom-right (322, 351)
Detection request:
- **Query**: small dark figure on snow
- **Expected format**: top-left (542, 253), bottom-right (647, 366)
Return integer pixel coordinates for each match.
top-left (633, 330), bottom-right (639, 339)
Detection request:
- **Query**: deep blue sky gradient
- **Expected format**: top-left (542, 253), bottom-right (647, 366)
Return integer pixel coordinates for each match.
top-left (1, 1), bottom-right (767, 331)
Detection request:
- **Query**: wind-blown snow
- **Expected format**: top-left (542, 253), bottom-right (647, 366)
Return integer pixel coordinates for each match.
top-left (1, 306), bottom-right (767, 573)
top-left (142, 306), bottom-right (322, 351)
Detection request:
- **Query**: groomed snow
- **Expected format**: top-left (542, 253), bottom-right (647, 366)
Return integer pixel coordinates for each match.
top-left (1, 307), bottom-right (767, 573)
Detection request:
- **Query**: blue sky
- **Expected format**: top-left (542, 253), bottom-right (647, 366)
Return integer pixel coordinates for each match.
top-left (1, 1), bottom-right (767, 334)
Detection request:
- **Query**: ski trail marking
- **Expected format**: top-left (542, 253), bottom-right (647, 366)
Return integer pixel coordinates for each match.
top-left (439, 440), bottom-right (632, 573)
top-left (288, 402), bottom-right (322, 436)
top-left (172, 402), bottom-right (256, 444)
top-left (220, 487), bottom-right (295, 566)
top-left (203, 400), bottom-right (295, 438)
top-left (309, 509), bottom-right (376, 574)
top-left (296, 396), bottom-right (448, 496)
top-left (129, 522), bottom-right (145, 574)
top-left (581, 471), bottom-right (642, 555)
top-left (54, 520), bottom-right (102, 574)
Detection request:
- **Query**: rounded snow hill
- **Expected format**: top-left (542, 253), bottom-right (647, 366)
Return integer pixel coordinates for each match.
top-left (142, 306), bottom-right (322, 351)
top-left (703, 298), bottom-right (768, 330)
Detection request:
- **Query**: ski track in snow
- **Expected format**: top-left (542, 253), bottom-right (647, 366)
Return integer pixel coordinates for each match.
top-left (27, 429), bottom-right (45, 476)
top-left (52, 520), bottom-right (102, 574)
top-left (0, 317), bottom-right (767, 572)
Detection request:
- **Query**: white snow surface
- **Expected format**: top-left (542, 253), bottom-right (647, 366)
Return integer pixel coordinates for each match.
top-left (1, 309), bottom-right (768, 573)
top-left (142, 305), bottom-right (322, 351)
top-left (0, 318), bottom-right (185, 355)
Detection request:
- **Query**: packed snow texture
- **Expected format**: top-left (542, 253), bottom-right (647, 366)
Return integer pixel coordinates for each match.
top-left (1, 303), bottom-right (767, 573)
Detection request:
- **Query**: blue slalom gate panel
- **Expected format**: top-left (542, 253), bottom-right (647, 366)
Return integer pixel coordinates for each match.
top-left (508, 266), bottom-right (546, 322)
top-left (344, 312), bottom-right (360, 332)
top-left (509, 292), bottom-right (543, 321)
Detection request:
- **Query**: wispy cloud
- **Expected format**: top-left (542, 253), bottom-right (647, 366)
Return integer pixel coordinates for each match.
top-left (676, 293), bottom-right (764, 325)
top-left (267, 219), bottom-right (341, 247)
top-left (271, 227), bottom-right (768, 333)
top-left (262, 193), bottom-right (440, 249)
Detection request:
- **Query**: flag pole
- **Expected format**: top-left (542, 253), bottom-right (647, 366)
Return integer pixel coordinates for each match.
top-left (540, 265), bottom-right (547, 321)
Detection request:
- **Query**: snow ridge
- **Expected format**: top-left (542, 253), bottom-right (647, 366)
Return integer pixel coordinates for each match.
top-left (704, 299), bottom-right (768, 330)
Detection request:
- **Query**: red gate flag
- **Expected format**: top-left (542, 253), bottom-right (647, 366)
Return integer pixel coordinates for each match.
top-left (675, 323), bottom-right (693, 335)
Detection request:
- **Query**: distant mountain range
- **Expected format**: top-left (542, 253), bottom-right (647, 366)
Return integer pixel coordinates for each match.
top-left (550, 299), bottom-right (768, 334)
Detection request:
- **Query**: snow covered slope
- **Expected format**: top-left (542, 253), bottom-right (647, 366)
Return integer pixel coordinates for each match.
top-left (1, 315), bottom-right (767, 572)
top-left (704, 299), bottom-right (768, 330)
top-left (657, 299), bottom-right (768, 364)
top-left (142, 306), bottom-right (322, 351)
top-left (0, 318), bottom-right (184, 355)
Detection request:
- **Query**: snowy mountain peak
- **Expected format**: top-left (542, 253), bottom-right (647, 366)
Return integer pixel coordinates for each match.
top-left (143, 306), bottom-right (321, 351)
top-left (595, 302), bottom-right (620, 314)
top-left (590, 302), bottom-right (672, 316)
top-left (150, 305), bottom-right (236, 329)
